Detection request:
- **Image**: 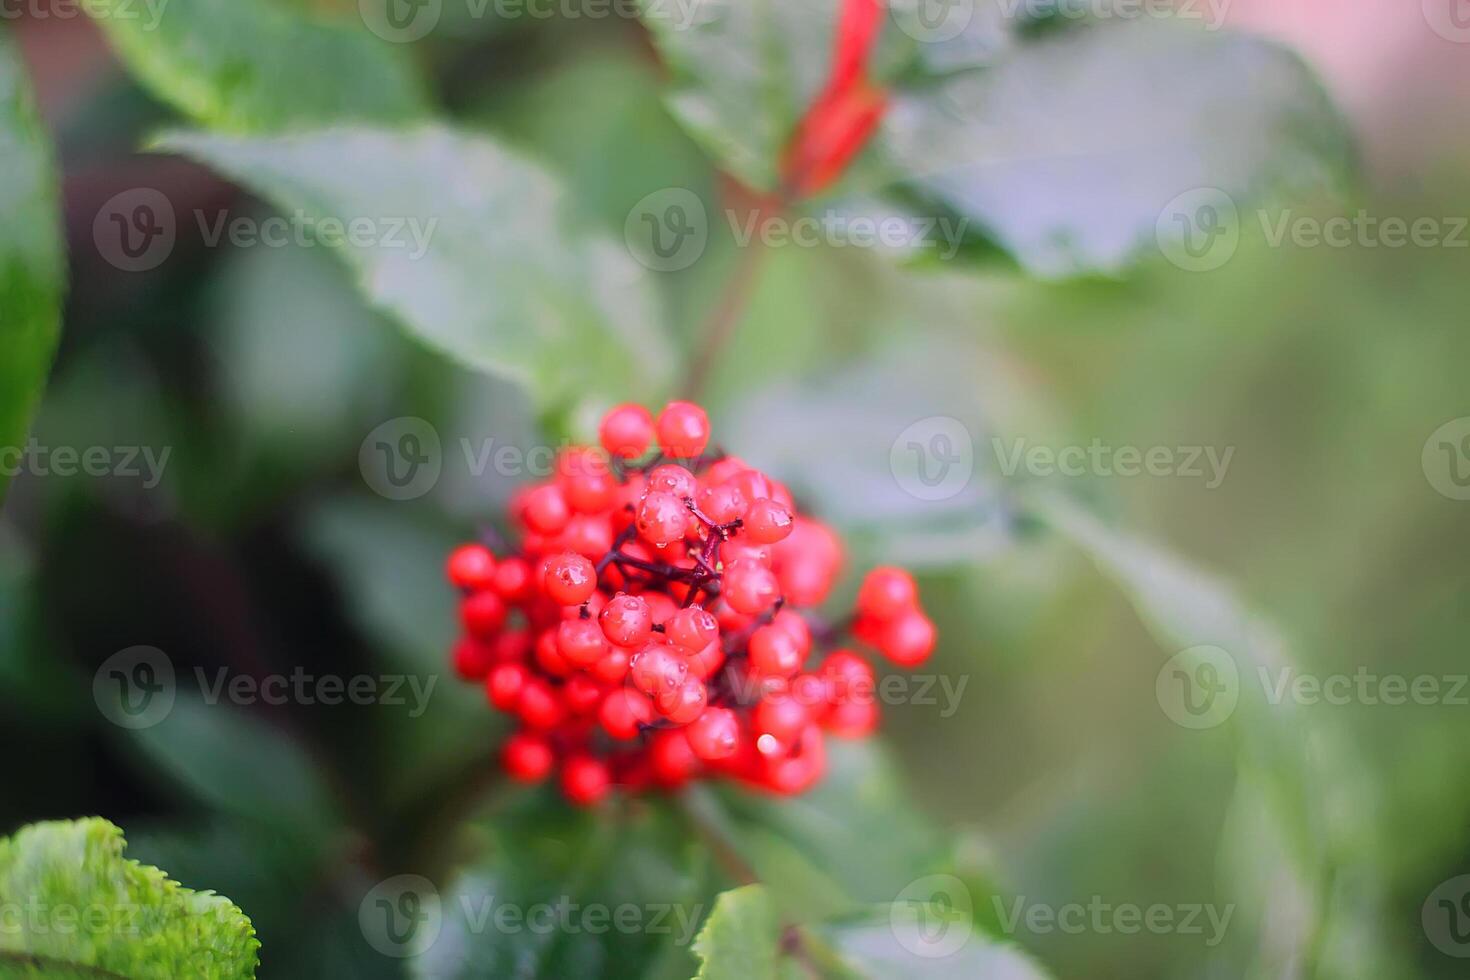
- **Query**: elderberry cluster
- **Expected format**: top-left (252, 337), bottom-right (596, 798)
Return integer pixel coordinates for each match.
top-left (446, 400), bottom-right (935, 805)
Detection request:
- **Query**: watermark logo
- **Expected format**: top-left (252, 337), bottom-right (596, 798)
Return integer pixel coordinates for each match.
top-left (360, 417), bottom-right (443, 501)
top-left (625, 188), bottom-right (709, 272)
top-left (891, 874), bottom-right (973, 958)
top-left (1156, 645), bottom-right (1238, 729)
top-left (1423, 417), bottom-right (1470, 501)
top-left (889, 0), bottom-right (974, 43)
top-left (1157, 188), bottom-right (1239, 272)
top-left (93, 646), bottom-right (176, 730)
top-left (94, 189), bottom-right (176, 272)
top-left (1424, 876), bottom-right (1470, 957)
top-left (361, 875), bottom-right (442, 957)
top-left (890, 416), bottom-right (974, 502)
top-left (1423, 0), bottom-right (1470, 43)
top-left (360, 0), bottom-right (442, 42)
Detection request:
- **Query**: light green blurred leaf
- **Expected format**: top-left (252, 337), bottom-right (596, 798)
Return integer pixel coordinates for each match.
top-left (692, 885), bottom-right (781, 980)
top-left (0, 818), bottom-right (259, 978)
top-left (0, 29), bottom-right (64, 506)
top-left (878, 19), bottom-right (1354, 277)
top-left (1025, 491), bottom-right (1386, 978)
top-left (129, 695), bottom-right (342, 844)
top-left (636, 0), bottom-right (839, 192)
top-left (86, 0), bottom-right (426, 131)
top-left (159, 126), bottom-right (673, 411)
top-left (711, 740), bottom-right (950, 906)
top-left (723, 347), bottom-right (1013, 569)
top-left (418, 794), bottom-right (706, 979)
top-left (818, 911), bottom-right (1054, 979)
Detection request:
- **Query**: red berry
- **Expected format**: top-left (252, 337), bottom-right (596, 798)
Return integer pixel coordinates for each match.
top-left (447, 544), bottom-right (496, 589)
top-left (453, 637), bottom-right (493, 680)
top-left (557, 618), bottom-right (608, 667)
top-left (544, 552), bottom-right (597, 606)
top-left (562, 755), bottom-right (612, 805)
top-left (666, 607), bottom-right (719, 652)
top-left (857, 567), bottom-right (918, 620)
top-left (749, 624), bottom-right (803, 677)
top-left (655, 401), bottom-right (710, 459)
top-left (629, 644), bottom-right (688, 697)
top-left (503, 732), bottom-right (554, 782)
top-left (723, 559), bottom-right (781, 615)
top-left (825, 699), bottom-right (879, 738)
top-left (687, 707), bottom-right (739, 760)
top-left (461, 591), bottom-right (507, 637)
top-left (490, 630), bottom-right (531, 663)
top-left (493, 557), bottom-right (534, 603)
top-left (599, 688), bottom-right (653, 739)
top-left (564, 672), bottom-right (605, 714)
top-left (753, 695), bottom-right (811, 754)
top-left (649, 729), bottom-right (700, 787)
top-left (557, 513), bottom-right (614, 559)
top-left (636, 490), bottom-right (690, 547)
top-left (877, 610), bottom-right (935, 666)
top-left (592, 646), bottom-right (631, 684)
top-left (534, 629), bottom-right (575, 677)
top-left (656, 678), bottom-right (708, 724)
top-left (743, 498), bottom-right (793, 544)
top-left (647, 464), bottom-right (698, 499)
top-left (517, 677), bottom-right (564, 729)
top-left (698, 484), bottom-right (747, 525)
top-left (486, 662), bottom-right (527, 710)
top-left (522, 484), bottom-right (571, 535)
top-left (599, 403), bottom-right (655, 459)
top-left (600, 593), bottom-right (653, 648)
top-left (686, 639), bottom-right (726, 680)
top-left (557, 447), bottom-right (615, 513)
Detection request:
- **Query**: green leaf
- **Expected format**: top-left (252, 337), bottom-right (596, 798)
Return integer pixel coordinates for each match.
top-left (0, 818), bottom-right (259, 979)
top-left (128, 695), bottom-right (342, 844)
top-left (691, 885), bottom-right (781, 980)
top-left (1023, 491), bottom-right (1380, 977)
top-left (417, 794), bottom-right (707, 979)
top-left (0, 29), bottom-right (65, 506)
top-left (711, 741), bottom-right (950, 906)
top-left (878, 19), bottom-right (1354, 277)
top-left (637, 0), bottom-right (840, 192)
top-left (158, 126), bottom-right (673, 410)
top-left (723, 345), bottom-right (1012, 568)
top-left (818, 910), bottom-right (1054, 980)
top-left (85, 0), bottom-right (426, 131)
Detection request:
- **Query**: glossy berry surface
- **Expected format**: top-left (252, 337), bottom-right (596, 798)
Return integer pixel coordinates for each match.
top-left (446, 399), bottom-right (936, 804)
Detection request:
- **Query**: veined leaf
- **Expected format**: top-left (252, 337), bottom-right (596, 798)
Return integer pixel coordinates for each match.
top-left (85, 0), bottom-right (426, 131)
top-left (691, 885), bottom-right (781, 980)
top-left (878, 18), bottom-right (1354, 277)
top-left (0, 819), bottom-right (258, 979)
top-left (158, 126), bottom-right (673, 410)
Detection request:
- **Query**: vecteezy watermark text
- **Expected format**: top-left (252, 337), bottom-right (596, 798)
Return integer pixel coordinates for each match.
top-left (358, 875), bottom-right (704, 958)
top-left (0, 439), bottom-right (170, 488)
top-left (0, 0), bottom-right (167, 29)
top-left (624, 189), bottom-right (971, 272)
top-left (94, 189), bottom-right (439, 272)
top-left (93, 646), bottom-right (438, 729)
top-left (358, 0), bottom-right (707, 44)
top-left (993, 895), bottom-right (1234, 946)
top-left (992, 437), bottom-right (1234, 489)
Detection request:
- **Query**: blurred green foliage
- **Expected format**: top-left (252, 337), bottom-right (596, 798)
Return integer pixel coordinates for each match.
top-left (0, 1), bottom-right (1466, 978)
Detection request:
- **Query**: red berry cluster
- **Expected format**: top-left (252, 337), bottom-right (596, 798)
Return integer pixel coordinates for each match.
top-left (446, 400), bottom-right (935, 805)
